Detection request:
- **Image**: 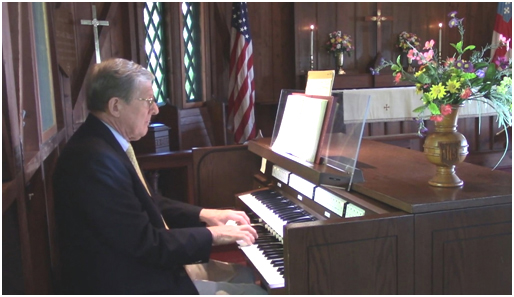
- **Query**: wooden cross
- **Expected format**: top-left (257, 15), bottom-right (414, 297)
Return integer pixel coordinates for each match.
top-left (80, 5), bottom-right (109, 64)
top-left (365, 4), bottom-right (393, 55)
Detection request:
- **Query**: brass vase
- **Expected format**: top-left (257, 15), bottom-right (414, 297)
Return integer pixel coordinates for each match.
top-left (335, 52), bottom-right (345, 75)
top-left (423, 105), bottom-right (469, 187)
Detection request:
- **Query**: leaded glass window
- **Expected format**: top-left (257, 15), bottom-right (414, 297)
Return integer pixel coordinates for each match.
top-left (144, 2), bottom-right (167, 105)
top-left (182, 2), bottom-right (202, 103)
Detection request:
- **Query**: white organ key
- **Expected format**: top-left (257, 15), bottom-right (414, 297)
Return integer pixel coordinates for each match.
top-left (239, 243), bottom-right (285, 289)
top-left (238, 194), bottom-right (285, 238)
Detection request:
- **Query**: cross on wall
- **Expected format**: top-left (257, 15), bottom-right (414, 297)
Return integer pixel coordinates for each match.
top-left (80, 5), bottom-right (109, 64)
top-left (365, 4), bottom-right (393, 60)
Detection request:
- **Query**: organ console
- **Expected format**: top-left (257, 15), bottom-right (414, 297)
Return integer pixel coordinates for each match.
top-left (228, 137), bottom-right (512, 295)
top-left (198, 91), bottom-right (511, 294)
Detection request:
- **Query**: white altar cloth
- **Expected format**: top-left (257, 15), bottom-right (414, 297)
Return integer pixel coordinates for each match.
top-left (336, 87), bottom-right (496, 123)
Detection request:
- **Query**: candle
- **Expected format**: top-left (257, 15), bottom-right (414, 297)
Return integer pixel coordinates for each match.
top-left (310, 25), bottom-right (314, 70)
top-left (310, 25), bottom-right (314, 57)
top-left (438, 23), bottom-right (442, 60)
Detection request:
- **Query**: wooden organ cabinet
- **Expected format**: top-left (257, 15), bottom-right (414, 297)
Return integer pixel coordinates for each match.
top-left (230, 137), bottom-right (511, 294)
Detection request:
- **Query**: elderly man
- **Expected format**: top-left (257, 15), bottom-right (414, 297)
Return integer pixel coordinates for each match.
top-left (53, 58), bottom-right (265, 295)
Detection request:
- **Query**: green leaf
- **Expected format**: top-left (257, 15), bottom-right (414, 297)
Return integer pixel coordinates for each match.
top-left (413, 105), bottom-right (426, 113)
top-left (428, 102), bottom-right (440, 114)
top-left (484, 63), bottom-right (497, 82)
top-left (463, 45), bottom-right (475, 52)
top-left (455, 41), bottom-right (463, 53)
top-left (474, 62), bottom-right (488, 70)
top-left (417, 73), bottom-right (432, 84)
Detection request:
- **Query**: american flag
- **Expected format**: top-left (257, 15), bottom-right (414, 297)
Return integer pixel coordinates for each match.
top-left (491, 2), bottom-right (512, 62)
top-left (228, 2), bottom-right (257, 144)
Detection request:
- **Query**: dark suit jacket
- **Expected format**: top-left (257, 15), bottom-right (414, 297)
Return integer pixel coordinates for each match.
top-left (53, 114), bottom-right (212, 294)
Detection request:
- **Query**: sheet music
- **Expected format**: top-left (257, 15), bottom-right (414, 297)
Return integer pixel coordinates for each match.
top-left (272, 94), bottom-right (328, 163)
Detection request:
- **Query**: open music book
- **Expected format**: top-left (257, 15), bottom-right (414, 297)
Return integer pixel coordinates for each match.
top-left (271, 93), bottom-right (334, 164)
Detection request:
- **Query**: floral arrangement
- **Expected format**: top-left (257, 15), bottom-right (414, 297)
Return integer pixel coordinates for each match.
top-left (374, 11), bottom-right (512, 140)
top-left (398, 31), bottom-right (420, 52)
top-left (325, 31), bottom-right (354, 57)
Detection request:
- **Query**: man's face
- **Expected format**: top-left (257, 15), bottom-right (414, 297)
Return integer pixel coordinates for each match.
top-left (117, 80), bottom-right (159, 141)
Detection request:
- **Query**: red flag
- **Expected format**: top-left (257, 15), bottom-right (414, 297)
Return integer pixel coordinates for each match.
top-left (228, 2), bottom-right (257, 144)
top-left (491, 2), bottom-right (512, 62)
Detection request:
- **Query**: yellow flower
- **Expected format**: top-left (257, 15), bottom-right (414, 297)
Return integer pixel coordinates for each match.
top-left (429, 83), bottom-right (447, 100)
top-left (414, 68), bottom-right (425, 77)
top-left (415, 83), bottom-right (424, 94)
top-left (446, 79), bottom-right (461, 93)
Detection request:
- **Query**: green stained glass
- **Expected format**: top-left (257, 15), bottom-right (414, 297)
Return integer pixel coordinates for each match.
top-left (144, 2), bottom-right (167, 104)
top-left (181, 2), bottom-right (202, 103)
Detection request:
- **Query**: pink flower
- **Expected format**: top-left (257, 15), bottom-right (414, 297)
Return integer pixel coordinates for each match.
top-left (440, 104), bottom-right (452, 116)
top-left (430, 115), bottom-right (444, 122)
top-left (424, 40), bottom-right (435, 50)
top-left (423, 50), bottom-right (434, 61)
top-left (444, 57), bottom-right (455, 67)
top-left (394, 72), bottom-right (402, 83)
top-left (460, 88), bottom-right (472, 99)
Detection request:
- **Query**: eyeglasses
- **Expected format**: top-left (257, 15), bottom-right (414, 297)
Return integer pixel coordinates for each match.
top-left (136, 96), bottom-right (157, 107)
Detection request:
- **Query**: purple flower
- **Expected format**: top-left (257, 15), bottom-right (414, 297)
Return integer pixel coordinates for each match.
top-left (448, 11), bottom-right (457, 18)
top-left (370, 67), bottom-right (379, 75)
top-left (494, 56), bottom-right (509, 70)
top-left (475, 69), bottom-right (485, 78)
top-left (462, 61), bottom-right (474, 73)
top-left (448, 18), bottom-right (463, 28)
top-left (454, 59), bottom-right (465, 69)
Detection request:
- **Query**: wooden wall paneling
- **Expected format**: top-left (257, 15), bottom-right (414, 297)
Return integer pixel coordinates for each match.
top-left (3, 5), bottom-right (20, 185)
top-left (270, 3), bottom-right (295, 103)
top-left (357, 3), bottom-right (377, 71)
top-left (42, 148), bottom-right (62, 292)
top-left (192, 145), bottom-right (260, 208)
top-left (316, 3), bottom-right (336, 73)
top-left (414, 204), bottom-right (512, 294)
top-left (164, 2), bottom-right (184, 108)
top-left (2, 4), bottom-right (34, 294)
top-left (206, 2), bottom-right (231, 102)
top-left (377, 3), bottom-right (394, 61)
top-left (7, 3), bottom-right (21, 95)
top-left (130, 3), bottom-right (146, 64)
top-left (294, 3), bottom-right (316, 79)
top-left (337, 2), bottom-right (358, 71)
top-left (3, 202), bottom-right (25, 294)
top-left (178, 107), bottom-right (213, 150)
top-left (24, 168), bottom-right (52, 294)
top-left (248, 2), bottom-right (272, 104)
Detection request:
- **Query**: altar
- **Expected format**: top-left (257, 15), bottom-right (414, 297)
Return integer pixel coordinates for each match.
top-left (335, 87), bottom-right (496, 123)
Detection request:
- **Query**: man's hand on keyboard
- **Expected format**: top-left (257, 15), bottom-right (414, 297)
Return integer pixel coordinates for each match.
top-left (199, 209), bottom-right (251, 226)
top-left (207, 223), bottom-right (257, 246)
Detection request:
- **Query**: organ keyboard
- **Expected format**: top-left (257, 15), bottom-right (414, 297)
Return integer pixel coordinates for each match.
top-left (234, 160), bottom-right (393, 293)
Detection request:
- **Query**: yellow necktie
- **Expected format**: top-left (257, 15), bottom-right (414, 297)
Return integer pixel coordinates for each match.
top-left (126, 144), bottom-right (151, 195)
top-left (126, 144), bottom-right (169, 230)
